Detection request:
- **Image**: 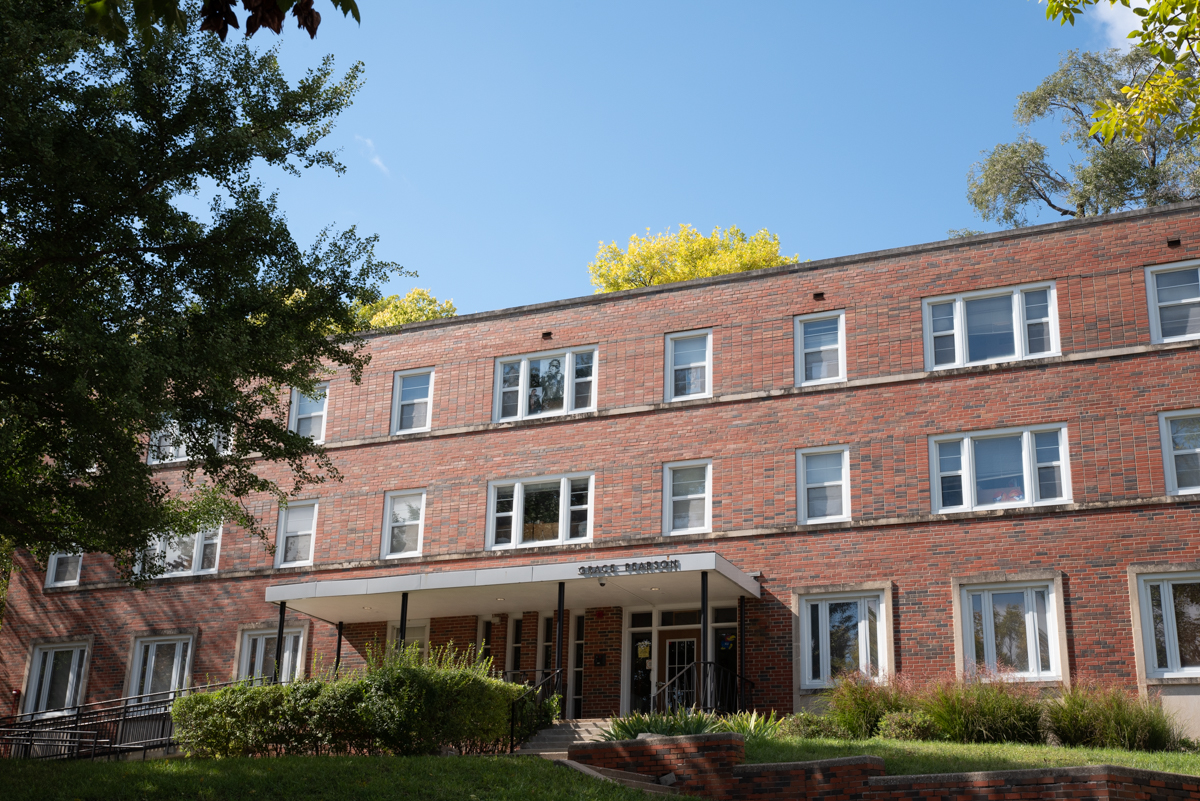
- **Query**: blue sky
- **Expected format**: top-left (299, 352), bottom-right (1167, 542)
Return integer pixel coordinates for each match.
top-left (252, 1), bottom-right (1137, 315)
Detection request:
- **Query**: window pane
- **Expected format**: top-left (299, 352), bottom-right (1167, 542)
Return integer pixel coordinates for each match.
top-left (149, 642), bottom-right (178, 694)
top-left (810, 604), bottom-right (822, 681)
top-left (164, 533), bottom-right (195, 574)
top-left (574, 352), bottom-right (594, 378)
top-left (1034, 431), bottom-right (1060, 463)
top-left (399, 400), bottom-right (427, 430)
top-left (828, 601), bottom-right (860, 677)
top-left (807, 486), bottom-right (842, 519)
top-left (803, 318), bottom-right (839, 350)
top-left (1172, 582), bottom-right (1200, 668)
top-left (138, 644), bottom-right (152, 696)
top-left (971, 594), bottom-right (986, 669)
top-left (1157, 268), bottom-right (1200, 304)
top-left (974, 436), bottom-right (1025, 505)
top-left (1034, 590), bottom-right (1051, 673)
top-left (390, 523), bottom-right (418, 554)
top-left (528, 357), bottom-right (565, 414)
top-left (45, 650), bottom-right (76, 710)
top-left (866, 598), bottom-right (880, 677)
top-left (672, 498), bottom-right (705, 530)
top-left (53, 555), bottom-right (80, 584)
top-left (965, 295), bottom-right (1016, 362)
top-left (1026, 321), bottom-right (1050, 354)
top-left (940, 475), bottom-right (963, 507)
top-left (672, 335), bottom-right (707, 367)
top-left (501, 390), bottom-right (519, 418)
top-left (296, 390), bottom-right (326, 416)
top-left (1171, 417), bottom-right (1200, 451)
top-left (494, 516), bottom-right (512, 545)
top-left (1024, 288), bottom-right (1051, 355)
top-left (1176, 454), bottom-right (1200, 490)
top-left (931, 302), bottom-right (955, 332)
top-left (672, 466), bottom-right (707, 498)
top-left (495, 486), bottom-right (514, 514)
top-left (1160, 304), bottom-right (1200, 339)
top-left (1150, 583), bottom-right (1169, 670)
top-left (570, 478), bottom-right (589, 507)
top-left (991, 591), bottom-right (1029, 672)
top-left (933, 334), bottom-right (955, 365)
top-left (1023, 289), bottom-right (1049, 321)
top-left (805, 452), bottom-right (842, 485)
top-left (569, 509), bottom-right (589, 538)
top-left (296, 416), bottom-right (316, 439)
top-left (400, 374), bottom-right (430, 402)
top-left (522, 481), bottom-right (561, 542)
top-left (286, 505), bottom-right (314, 534)
top-left (573, 380), bottom-right (592, 409)
top-left (938, 440), bottom-right (962, 472)
top-left (501, 363), bottom-right (521, 388)
top-left (1038, 466), bottom-right (1064, 500)
top-left (200, 541), bottom-right (218, 570)
top-left (284, 534), bottom-right (311, 563)
top-left (804, 349), bottom-right (839, 381)
top-left (674, 366), bottom-right (706, 396)
top-left (260, 636), bottom-right (278, 681)
top-left (500, 364), bottom-right (520, 418)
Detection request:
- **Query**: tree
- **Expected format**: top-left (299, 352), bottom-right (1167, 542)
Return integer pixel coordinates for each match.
top-left (1047, 1), bottom-right (1200, 141)
top-left (966, 48), bottom-right (1200, 228)
top-left (588, 225), bottom-right (799, 293)
top-left (351, 288), bottom-right (457, 329)
top-left (82, 0), bottom-right (361, 42)
top-left (1, 1), bottom-right (407, 579)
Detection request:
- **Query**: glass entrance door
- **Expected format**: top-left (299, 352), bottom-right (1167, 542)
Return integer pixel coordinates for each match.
top-left (628, 630), bottom-right (653, 713)
top-left (663, 638), bottom-right (696, 710)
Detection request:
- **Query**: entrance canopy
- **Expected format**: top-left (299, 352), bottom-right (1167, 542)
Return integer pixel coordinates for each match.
top-left (264, 552), bottom-right (760, 624)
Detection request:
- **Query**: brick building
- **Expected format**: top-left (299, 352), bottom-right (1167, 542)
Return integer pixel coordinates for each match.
top-left (3, 202), bottom-right (1200, 731)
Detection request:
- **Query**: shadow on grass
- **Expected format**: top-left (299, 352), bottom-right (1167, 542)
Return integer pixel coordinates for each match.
top-left (746, 737), bottom-right (1200, 777)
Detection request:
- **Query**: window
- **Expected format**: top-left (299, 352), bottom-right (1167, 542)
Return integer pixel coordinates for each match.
top-left (1147, 263), bottom-right (1200, 343)
top-left (922, 283), bottom-right (1058, 370)
top-left (930, 425), bottom-right (1070, 513)
top-left (392, 369), bottom-right (433, 433)
top-left (147, 421), bottom-right (229, 465)
top-left (961, 582), bottom-right (1060, 679)
top-left (389, 620), bottom-right (429, 660)
top-left (240, 629), bottom-right (303, 685)
top-left (487, 473), bottom-right (593, 549)
top-left (665, 330), bottom-right (712, 402)
top-left (800, 594), bottom-right (886, 688)
top-left (663, 460), bottom-right (712, 535)
top-left (509, 618), bottom-right (524, 680)
top-left (794, 311), bottom-right (846, 386)
top-left (797, 446), bottom-right (851, 523)
top-left (1137, 572), bottom-right (1200, 678)
top-left (148, 528), bottom-right (221, 577)
top-left (45, 554), bottom-right (81, 588)
top-left (25, 642), bottom-right (88, 714)
top-left (493, 347), bottom-right (597, 421)
top-left (1160, 410), bottom-right (1200, 495)
top-left (276, 502), bottom-right (317, 567)
top-left (131, 636), bottom-right (192, 699)
top-left (381, 491), bottom-right (424, 558)
top-left (289, 383), bottom-right (328, 443)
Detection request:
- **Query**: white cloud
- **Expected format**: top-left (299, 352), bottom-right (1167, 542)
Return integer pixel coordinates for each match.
top-left (1090, 1), bottom-right (1145, 50)
top-left (355, 135), bottom-right (390, 176)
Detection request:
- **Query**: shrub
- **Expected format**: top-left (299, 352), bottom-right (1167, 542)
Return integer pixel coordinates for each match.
top-left (601, 708), bottom-right (721, 740)
top-left (716, 710), bottom-right (783, 746)
top-left (826, 674), bottom-right (912, 739)
top-left (1043, 684), bottom-right (1180, 752)
top-left (876, 710), bottom-right (941, 741)
top-left (779, 711), bottom-right (847, 739)
top-left (172, 642), bottom-right (554, 758)
top-left (921, 677), bottom-right (1042, 744)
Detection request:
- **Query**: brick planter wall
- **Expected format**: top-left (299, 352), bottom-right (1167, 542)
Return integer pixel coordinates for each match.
top-left (568, 733), bottom-right (745, 799)
top-left (865, 765), bottom-right (1200, 801)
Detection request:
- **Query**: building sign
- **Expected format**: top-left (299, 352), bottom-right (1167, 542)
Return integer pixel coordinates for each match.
top-left (577, 558), bottom-right (682, 577)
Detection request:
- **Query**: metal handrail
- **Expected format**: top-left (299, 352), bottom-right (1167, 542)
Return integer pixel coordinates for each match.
top-left (0, 678), bottom-right (245, 727)
top-left (508, 668), bottom-right (562, 754)
top-left (652, 661), bottom-right (755, 714)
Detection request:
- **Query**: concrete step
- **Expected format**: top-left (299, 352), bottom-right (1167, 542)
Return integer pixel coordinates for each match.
top-left (555, 760), bottom-right (679, 797)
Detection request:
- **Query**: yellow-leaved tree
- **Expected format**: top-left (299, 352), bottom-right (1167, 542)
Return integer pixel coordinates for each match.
top-left (588, 225), bottom-right (799, 293)
top-left (352, 288), bottom-right (457, 329)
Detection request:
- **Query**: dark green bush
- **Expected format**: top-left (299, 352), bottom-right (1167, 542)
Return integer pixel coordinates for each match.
top-left (601, 708), bottom-right (721, 740)
top-left (922, 678), bottom-right (1042, 744)
top-left (877, 709), bottom-right (941, 741)
top-left (826, 674), bottom-right (912, 739)
top-left (779, 711), bottom-right (847, 739)
top-left (1043, 684), bottom-right (1180, 751)
top-left (172, 643), bottom-right (557, 757)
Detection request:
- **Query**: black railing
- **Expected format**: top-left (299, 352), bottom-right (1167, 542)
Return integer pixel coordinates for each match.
top-left (651, 661), bottom-right (754, 714)
top-left (508, 668), bottom-right (562, 754)
top-left (0, 680), bottom-right (243, 761)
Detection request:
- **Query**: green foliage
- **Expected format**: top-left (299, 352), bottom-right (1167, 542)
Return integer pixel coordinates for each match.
top-left (716, 710), bottom-right (783, 746)
top-left (825, 674), bottom-right (913, 739)
top-left (779, 711), bottom-right (848, 739)
top-left (588, 224), bottom-right (799, 293)
top-left (921, 678), bottom-right (1043, 745)
top-left (172, 644), bottom-right (555, 757)
top-left (1043, 684), bottom-right (1180, 751)
top-left (1, 1), bottom-right (410, 573)
top-left (350, 288), bottom-right (457, 330)
top-left (601, 708), bottom-right (722, 740)
top-left (0, 536), bottom-right (13, 628)
top-left (82, 0), bottom-right (362, 43)
top-left (876, 710), bottom-right (941, 742)
top-left (967, 48), bottom-right (1200, 228)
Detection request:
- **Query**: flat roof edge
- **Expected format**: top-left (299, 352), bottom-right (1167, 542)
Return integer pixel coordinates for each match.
top-left (365, 201), bottom-right (1200, 339)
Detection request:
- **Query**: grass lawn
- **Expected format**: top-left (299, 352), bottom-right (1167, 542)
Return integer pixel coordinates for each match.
top-left (0, 754), bottom-right (648, 801)
top-left (747, 736), bottom-right (1200, 777)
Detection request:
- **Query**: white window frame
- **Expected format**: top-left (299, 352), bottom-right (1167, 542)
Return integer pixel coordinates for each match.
top-left (391, 368), bottom-right (434, 434)
top-left (387, 619), bottom-right (430, 661)
top-left (929, 424), bottom-right (1072, 513)
top-left (238, 628), bottom-right (305, 685)
top-left (276, 501), bottom-right (317, 568)
top-left (663, 459), bottom-right (713, 536)
top-left (129, 635), bottom-right (194, 699)
top-left (485, 473), bottom-right (595, 550)
top-left (959, 580), bottom-right (1062, 681)
top-left (380, 490), bottom-right (425, 559)
top-left (1146, 261), bottom-right (1200, 344)
top-left (922, 282), bottom-right (1060, 371)
top-left (797, 446), bottom-right (851, 524)
top-left (664, 329), bottom-right (713, 402)
top-left (799, 590), bottom-right (888, 689)
top-left (148, 527), bottom-right (221, 577)
top-left (45, 553), bottom-right (82, 588)
top-left (24, 642), bottom-right (89, 715)
top-left (492, 346), bottom-right (598, 422)
top-left (794, 310), bottom-right (847, 387)
top-left (1134, 569), bottom-right (1200, 680)
top-left (147, 422), bottom-right (188, 465)
top-left (289, 382), bottom-right (329, 444)
top-left (1159, 409), bottom-right (1200, 496)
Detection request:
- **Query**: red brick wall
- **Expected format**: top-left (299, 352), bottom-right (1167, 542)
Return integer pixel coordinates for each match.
top-left (569, 733), bottom-right (744, 799)
top-left (519, 611), bottom-right (539, 675)
top-left (583, 607), bottom-right (622, 718)
top-left (428, 615), bottom-right (477, 652)
top-left (486, 613), bottom-right (507, 674)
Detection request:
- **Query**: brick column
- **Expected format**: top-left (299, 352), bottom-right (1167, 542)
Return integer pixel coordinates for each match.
top-left (519, 611), bottom-right (540, 676)
top-left (487, 613), bottom-right (508, 674)
top-left (583, 606), bottom-right (623, 718)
